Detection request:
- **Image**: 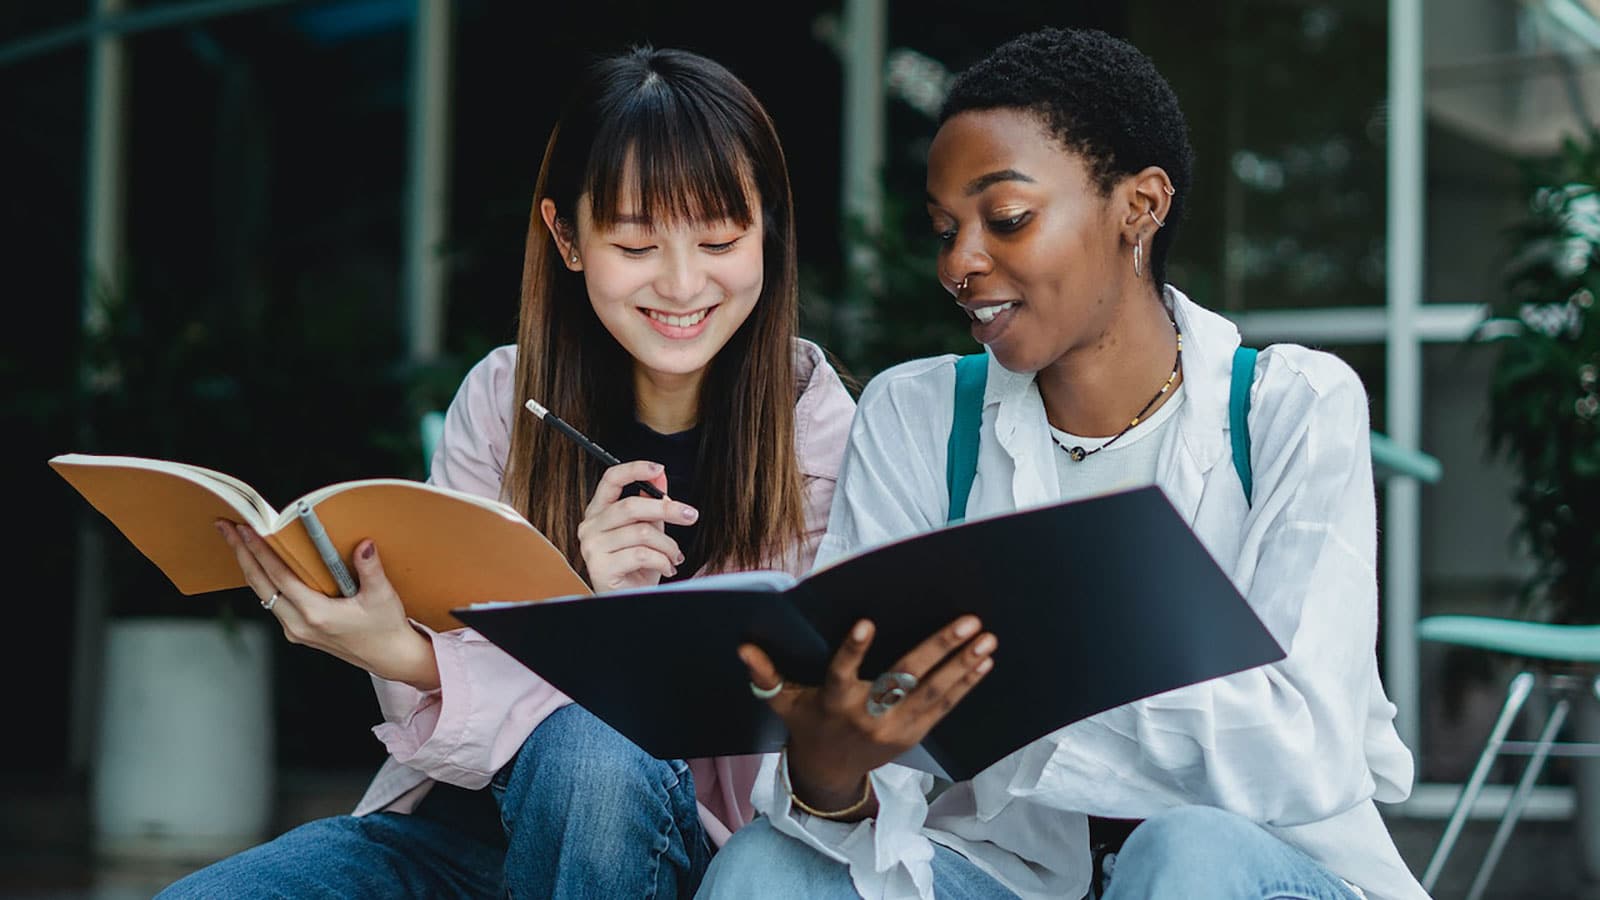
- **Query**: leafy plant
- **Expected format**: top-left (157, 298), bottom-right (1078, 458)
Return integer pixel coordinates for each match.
top-left (78, 270), bottom-right (417, 618)
top-left (1482, 134), bottom-right (1600, 624)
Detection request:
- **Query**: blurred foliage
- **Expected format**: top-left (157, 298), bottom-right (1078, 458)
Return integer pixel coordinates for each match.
top-left (1483, 134), bottom-right (1600, 624)
top-left (800, 194), bottom-right (975, 387)
top-left (79, 265), bottom-right (419, 619)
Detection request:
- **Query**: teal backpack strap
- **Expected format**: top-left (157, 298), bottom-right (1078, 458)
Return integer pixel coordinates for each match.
top-left (945, 354), bottom-right (988, 524)
top-left (1230, 345), bottom-right (1258, 506)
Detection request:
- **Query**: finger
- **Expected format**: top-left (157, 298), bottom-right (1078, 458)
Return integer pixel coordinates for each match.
top-left (586, 522), bottom-right (685, 568)
top-left (591, 546), bottom-right (678, 591)
top-left (348, 539), bottom-right (388, 597)
top-left (739, 643), bottom-right (785, 692)
top-left (900, 632), bottom-right (997, 720)
top-left (739, 643), bottom-right (799, 717)
top-left (586, 495), bottom-right (698, 536)
top-left (218, 521), bottom-right (309, 636)
top-left (218, 521), bottom-right (283, 604)
top-left (888, 614), bottom-right (983, 680)
top-left (236, 524), bottom-right (317, 601)
top-left (823, 620), bottom-right (875, 696)
top-left (585, 461), bottom-right (669, 517)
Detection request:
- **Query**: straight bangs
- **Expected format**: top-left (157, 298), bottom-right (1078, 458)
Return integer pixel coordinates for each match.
top-left (583, 84), bottom-right (758, 230)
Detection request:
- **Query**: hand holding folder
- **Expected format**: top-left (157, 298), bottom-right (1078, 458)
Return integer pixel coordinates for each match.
top-left (454, 485), bottom-right (1286, 782)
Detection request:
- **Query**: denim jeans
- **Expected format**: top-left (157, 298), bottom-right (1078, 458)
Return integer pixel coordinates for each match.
top-left (156, 704), bottom-right (711, 899)
top-left (695, 806), bottom-right (1360, 900)
top-left (694, 816), bottom-right (1014, 900)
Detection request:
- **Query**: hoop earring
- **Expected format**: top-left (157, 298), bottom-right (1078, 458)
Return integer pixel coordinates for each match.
top-left (1133, 239), bottom-right (1144, 278)
top-left (1147, 209), bottom-right (1166, 228)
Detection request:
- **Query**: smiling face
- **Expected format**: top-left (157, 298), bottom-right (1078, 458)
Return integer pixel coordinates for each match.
top-left (926, 107), bottom-right (1131, 374)
top-left (544, 175), bottom-right (765, 386)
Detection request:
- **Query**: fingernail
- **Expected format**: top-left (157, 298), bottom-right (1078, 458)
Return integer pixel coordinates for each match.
top-left (852, 620), bottom-right (871, 641)
top-left (649, 462), bottom-right (664, 475)
top-left (973, 634), bottom-right (997, 656)
top-left (675, 552), bottom-right (686, 565)
top-left (976, 657), bottom-right (994, 674)
top-left (360, 542), bottom-right (375, 560)
top-left (954, 617), bottom-right (979, 639)
top-left (240, 528), bottom-right (253, 543)
top-left (680, 505), bottom-right (698, 522)
top-left (214, 522), bottom-right (228, 538)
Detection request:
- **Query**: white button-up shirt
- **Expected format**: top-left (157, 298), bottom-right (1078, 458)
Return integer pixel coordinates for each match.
top-left (750, 287), bottom-right (1429, 900)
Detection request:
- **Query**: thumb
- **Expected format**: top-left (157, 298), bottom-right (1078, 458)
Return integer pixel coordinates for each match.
top-left (351, 539), bottom-right (391, 594)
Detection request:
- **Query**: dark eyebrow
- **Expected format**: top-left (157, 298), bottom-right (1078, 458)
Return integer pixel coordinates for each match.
top-left (965, 169), bottom-right (1035, 195)
top-left (926, 168), bottom-right (1038, 206)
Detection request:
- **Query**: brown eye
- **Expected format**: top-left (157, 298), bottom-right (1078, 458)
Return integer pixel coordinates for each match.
top-left (989, 213), bottom-right (1030, 233)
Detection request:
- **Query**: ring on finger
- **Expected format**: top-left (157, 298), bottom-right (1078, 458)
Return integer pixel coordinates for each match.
top-left (865, 671), bottom-right (918, 717)
top-left (261, 590), bottom-right (281, 612)
top-left (750, 679), bottom-right (784, 700)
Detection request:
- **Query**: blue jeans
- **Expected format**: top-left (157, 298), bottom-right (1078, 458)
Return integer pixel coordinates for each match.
top-left (695, 817), bottom-right (1014, 900)
top-left (1100, 807), bottom-right (1359, 900)
top-left (157, 704), bottom-right (711, 899)
top-left (695, 807), bottom-right (1359, 900)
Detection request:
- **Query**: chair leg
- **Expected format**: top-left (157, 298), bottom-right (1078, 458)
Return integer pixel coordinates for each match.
top-left (1463, 695), bottom-right (1569, 900)
top-left (1422, 670), bottom-right (1536, 892)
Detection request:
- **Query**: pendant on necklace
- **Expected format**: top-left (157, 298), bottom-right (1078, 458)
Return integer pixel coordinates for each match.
top-left (1066, 446), bottom-right (1088, 462)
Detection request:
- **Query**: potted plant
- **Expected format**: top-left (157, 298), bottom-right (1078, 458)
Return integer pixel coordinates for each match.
top-left (77, 277), bottom-right (277, 864)
top-left (76, 269), bottom-right (418, 864)
top-left (1480, 131), bottom-right (1600, 876)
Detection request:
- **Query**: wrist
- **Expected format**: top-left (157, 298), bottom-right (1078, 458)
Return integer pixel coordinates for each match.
top-left (377, 625), bottom-right (441, 690)
top-left (781, 746), bottom-right (874, 820)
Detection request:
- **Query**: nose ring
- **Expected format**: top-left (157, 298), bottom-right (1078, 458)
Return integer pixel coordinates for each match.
top-left (957, 276), bottom-right (969, 292)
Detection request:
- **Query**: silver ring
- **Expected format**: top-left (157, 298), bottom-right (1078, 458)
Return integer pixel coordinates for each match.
top-left (750, 680), bottom-right (784, 700)
top-left (262, 591), bottom-right (280, 612)
top-left (865, 671), bottom-right (918, 717)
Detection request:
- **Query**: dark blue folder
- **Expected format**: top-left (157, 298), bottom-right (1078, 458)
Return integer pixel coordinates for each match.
top-left (452, 485), bottom-right (1286, 783)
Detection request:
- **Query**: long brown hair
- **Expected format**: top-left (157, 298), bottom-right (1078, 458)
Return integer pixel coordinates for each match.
top-left (501, 46), bottom-right (806, 579)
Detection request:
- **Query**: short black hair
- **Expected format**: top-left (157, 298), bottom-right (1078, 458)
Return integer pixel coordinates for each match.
top-left (940, 27), bottom-right (1194, 285)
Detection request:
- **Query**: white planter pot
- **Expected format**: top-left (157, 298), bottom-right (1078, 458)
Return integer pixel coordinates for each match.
top-left (92, 617), bottom-right (274, 863)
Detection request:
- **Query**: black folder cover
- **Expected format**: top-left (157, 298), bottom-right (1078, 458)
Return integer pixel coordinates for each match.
top-left (453, 485), bottom-right (1286, 783)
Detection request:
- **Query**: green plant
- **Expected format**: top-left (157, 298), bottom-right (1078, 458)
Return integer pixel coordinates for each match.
top-left (78, 271), bottom-right (417, 619)
top-left (1483, 134), bottom-right (1600, 625)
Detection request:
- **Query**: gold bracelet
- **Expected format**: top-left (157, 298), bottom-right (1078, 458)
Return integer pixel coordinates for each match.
top-left (779, 745), bottom-right (874, 820)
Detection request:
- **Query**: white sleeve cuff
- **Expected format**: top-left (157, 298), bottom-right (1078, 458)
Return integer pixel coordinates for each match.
top-left (751, 753), bottom-right (939, 899)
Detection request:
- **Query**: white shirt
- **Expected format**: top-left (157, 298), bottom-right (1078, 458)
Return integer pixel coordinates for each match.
top-left (1048, 383), bottom-right (1184, 502)
top-left (750, 287), bottom-right (1428, 900)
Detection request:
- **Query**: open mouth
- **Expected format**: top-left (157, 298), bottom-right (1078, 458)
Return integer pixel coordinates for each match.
top-left (963, 301), bottom-right (1019, 324)
top-left (644, 307), bottom-right (714, 328)
top-left (640, 305), bottom-right (719, 338)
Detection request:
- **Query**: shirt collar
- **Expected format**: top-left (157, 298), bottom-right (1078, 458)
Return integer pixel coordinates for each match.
top-left (978, 285), bottom-right (1244, 511)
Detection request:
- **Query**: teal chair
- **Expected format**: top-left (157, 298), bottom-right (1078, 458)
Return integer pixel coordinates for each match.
top-left (1370, 431), bottom-right (1443, 484)
top-left (1417, 617), bottom-right (1600, 900)
top-left (421, 410), bottom-right (445, 472)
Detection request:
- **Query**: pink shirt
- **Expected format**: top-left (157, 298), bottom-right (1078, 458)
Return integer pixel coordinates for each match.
top-left (352, 338), bottom-right (855, 848)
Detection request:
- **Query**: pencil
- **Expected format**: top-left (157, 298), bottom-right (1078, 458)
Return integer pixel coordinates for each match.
top-left (523, 399), bottom-right (668, 499)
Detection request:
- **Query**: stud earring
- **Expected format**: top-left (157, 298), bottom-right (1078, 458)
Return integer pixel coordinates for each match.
top-left (570, 251), bottom-right (579, 264)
